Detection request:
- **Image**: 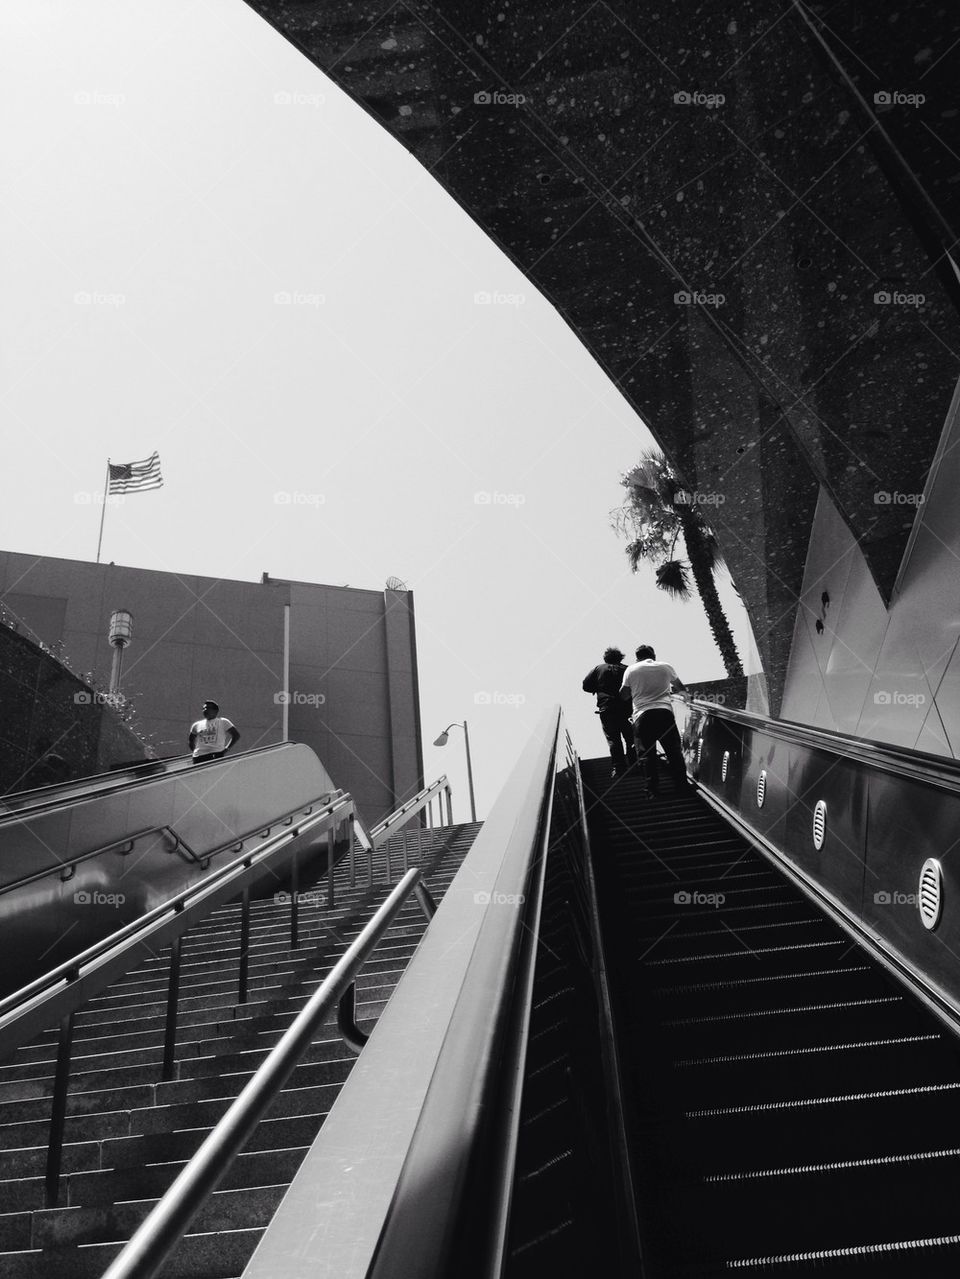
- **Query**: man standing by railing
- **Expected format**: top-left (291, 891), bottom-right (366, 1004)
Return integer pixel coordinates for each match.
top-left (620, 645), bottom-right (691, 797)
top-left (189, 700), bottom-right (241, 764)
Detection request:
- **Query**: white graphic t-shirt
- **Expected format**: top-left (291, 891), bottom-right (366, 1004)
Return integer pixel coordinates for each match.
top-left (190, 716), bottom-right (235, 758)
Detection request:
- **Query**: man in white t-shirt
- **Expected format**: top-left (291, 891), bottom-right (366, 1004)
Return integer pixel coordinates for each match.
top-left (189, 700), bottom-right (241, 764)
top-left (620, 646), bottom-right (690, 797)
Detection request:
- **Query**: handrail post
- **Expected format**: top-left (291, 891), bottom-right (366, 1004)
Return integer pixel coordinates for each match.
top-left (446, 785), bottom-right (453, 825)
top-left (337, 981), bottom-right (368, 1055)
top-left (349, 824), bottom-right (356, 888)
top-left (238, 885), bottom-right (251, 1005)
top-left (162, 936), bottom-right (182, 1082)
top-left (385, 833), bottom-right (392, 884)
top-left (290, 851), bottom-right (300, 948)
top-left (45, 1010), bottom-right (75, 1207)
top-left (327, 826), bottom-right (336, 909)
top-left (414, 879), bottom-right (437, 920)
top-left (417, 816), bottom-right (423, 864)
top-left (402, 829), bottom-right (408, 875)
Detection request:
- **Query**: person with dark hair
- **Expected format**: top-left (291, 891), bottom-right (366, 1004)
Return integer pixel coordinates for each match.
top-left (583, 647), bottom-right (636, 778)
top-left (620, 645), bottom-right (690, 796)
top-left (189, 700), bottom-right (240, 764)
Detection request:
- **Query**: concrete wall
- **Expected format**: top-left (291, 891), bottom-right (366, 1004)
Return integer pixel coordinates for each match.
top-left (781, 373), bottom-right (960, 757)
top-left (0, 553), bottom-right (423, 822)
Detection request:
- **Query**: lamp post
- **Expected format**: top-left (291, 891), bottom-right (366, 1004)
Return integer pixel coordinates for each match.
top-left (108, 609), bottom-right (133, 697)
top-left (433, 720), bottom-right (476, 822)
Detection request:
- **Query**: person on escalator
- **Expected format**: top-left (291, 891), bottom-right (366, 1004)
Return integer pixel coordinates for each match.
top-left (582, 647), bottom-right (636, 778)
top-left (620, 645), bottom-right (691, 797)
top-left (189, 700), bottom-right (240, 763)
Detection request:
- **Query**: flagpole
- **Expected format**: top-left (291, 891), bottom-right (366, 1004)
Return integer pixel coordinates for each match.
top-left (96, 459), bottom-right (110, 564)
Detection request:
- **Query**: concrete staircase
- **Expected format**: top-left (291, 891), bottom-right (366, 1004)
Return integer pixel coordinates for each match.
top-left (0, 821), bottom-right (481, 1278)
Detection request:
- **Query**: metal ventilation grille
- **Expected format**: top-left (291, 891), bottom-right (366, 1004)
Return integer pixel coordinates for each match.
top-left (721, 750), bottom-right (730, 782)
top-left (812, 800), bottom-right (827, 850)
top-left (757, 770), bottom-right (767, 808)
top-left (918, 859), bottom-right (943, 931)
top-left (697, 738), bottom-right (703, 765)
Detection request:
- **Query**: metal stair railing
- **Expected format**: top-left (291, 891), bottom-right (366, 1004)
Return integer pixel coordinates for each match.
top-left (0, 793), bottom-right (343, 901)
top-left (0, 774), bottom-right (455, 1209)
top-left (99, 867), bottom-right (438, 1279)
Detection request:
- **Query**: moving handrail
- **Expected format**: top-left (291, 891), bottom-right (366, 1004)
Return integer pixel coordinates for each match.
top-left (241, 708), bottom-right (563, 1279)
top-left (0, 743), bottom-right (295, 821)
top-left (685, 696), bottom-right (960, 793)
top-left (100, 868), bottom-right (438, 1279)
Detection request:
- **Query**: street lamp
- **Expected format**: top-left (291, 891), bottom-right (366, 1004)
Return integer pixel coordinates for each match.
top-left (433, 720), bottom-right (477, 822)
top-left (108, 609), bottom-right (133, 697)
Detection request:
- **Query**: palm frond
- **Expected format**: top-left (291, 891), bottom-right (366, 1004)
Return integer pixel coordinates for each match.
top-left (655, 559), bottom-right (692, 600)
top-left (625, 539), bottom-right (647, 572)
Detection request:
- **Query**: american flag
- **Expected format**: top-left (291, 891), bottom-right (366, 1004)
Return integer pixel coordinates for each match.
top-left (108, 452), bottom-right (163, 494)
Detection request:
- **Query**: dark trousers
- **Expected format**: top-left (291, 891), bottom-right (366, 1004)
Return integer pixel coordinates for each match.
top-left (599, 706), bottom-right (635, 767)
top-left (634, 708), bottom-right (688, 793)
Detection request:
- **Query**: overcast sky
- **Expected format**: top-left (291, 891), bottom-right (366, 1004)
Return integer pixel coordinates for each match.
top-left (0, 1), bottom-right (756, 815)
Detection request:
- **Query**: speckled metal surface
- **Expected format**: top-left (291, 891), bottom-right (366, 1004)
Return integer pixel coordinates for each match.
top-left (243, 1), bottom-right (960, 713)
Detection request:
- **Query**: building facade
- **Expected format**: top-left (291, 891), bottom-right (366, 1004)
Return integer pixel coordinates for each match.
top-left (0, 552), bottom-right (423, 822)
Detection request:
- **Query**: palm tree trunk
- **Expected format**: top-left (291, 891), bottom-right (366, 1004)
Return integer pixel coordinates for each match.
top-left (677, 510), bottom-right (744, 677)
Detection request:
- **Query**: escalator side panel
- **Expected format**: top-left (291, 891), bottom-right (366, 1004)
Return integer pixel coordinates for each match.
top-left (0, 744), bottom-right (335, 992)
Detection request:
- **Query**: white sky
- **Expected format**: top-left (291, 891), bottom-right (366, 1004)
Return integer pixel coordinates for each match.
top-left (0, 1), bottom-right (756, 816)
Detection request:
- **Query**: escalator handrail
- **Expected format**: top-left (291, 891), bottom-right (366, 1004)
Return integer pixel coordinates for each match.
top-left (687, 696), bottom-right (960, 791)
top-left (241, 707), bottom-right (561, 1279)
top-left (0, 742), bottom-right (299, 822)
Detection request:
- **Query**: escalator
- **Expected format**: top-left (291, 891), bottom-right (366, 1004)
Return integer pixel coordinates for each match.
top-left (583, 758), bottom-right (960, 1275)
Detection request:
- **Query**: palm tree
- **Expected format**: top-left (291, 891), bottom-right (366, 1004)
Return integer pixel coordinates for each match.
top-left (615, 451), bottom-right (744, 677)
